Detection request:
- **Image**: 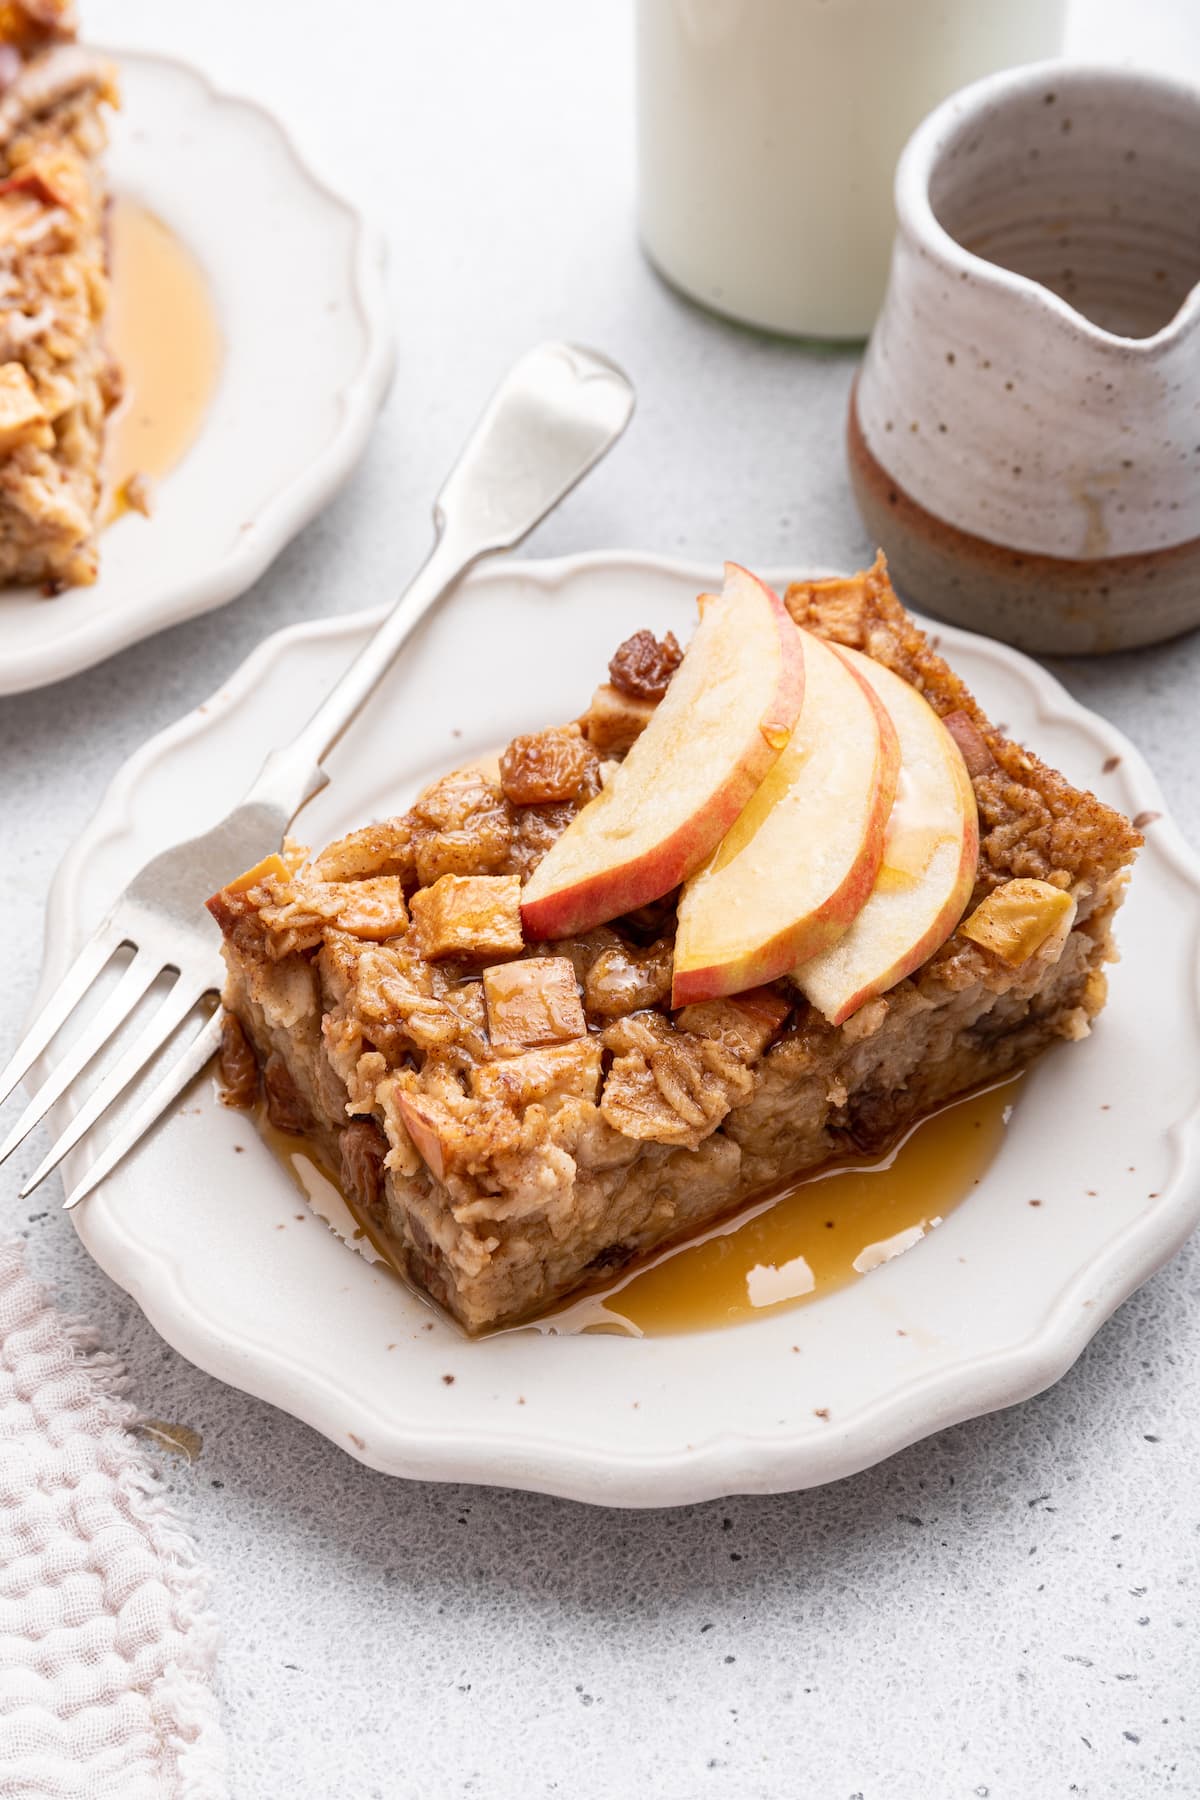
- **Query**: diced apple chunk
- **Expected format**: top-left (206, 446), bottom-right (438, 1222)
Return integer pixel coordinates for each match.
top-left (674, 986), bottom-right (791, 1060)
top-left (580, 682), bottom-right (658, 755)
top-left (331, 876), bottom-right (409, 942)
top-left (960, 879), bottom-right (1076, 966)
top-left (0, 152), bottom-right (85, 211)
top-left (472, 1038), bottom-right (602, 1110)
top-left (217, 852), bottom-right (290, 898)
top-left (398, 1043), bottom-right (602, 1182)
top-left (410, 874), bottom-right (523, 962)
top-left (726, 985), bottom-right (793, 1040)
top-left (395, 1092), bottom-right (449, 1180)
top-left (483, 957), bottom-right (586, 1053)
top-left (0, 362), bottom-right (50, 453)
top-left (206, 852), bottom-right (293, 936)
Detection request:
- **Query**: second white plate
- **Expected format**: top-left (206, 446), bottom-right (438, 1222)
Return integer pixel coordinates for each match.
top-left (1, 47), bottom-right (394, 695)
top-left (36, 552), bottom-right (1200, 1505)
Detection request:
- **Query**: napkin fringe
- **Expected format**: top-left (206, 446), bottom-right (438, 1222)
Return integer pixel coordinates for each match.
top-left (0, 1244), bottom-right (226, 1800)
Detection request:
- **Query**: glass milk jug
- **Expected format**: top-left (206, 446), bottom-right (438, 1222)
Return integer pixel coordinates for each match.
top-left (635, 0), bottom-right (1067, 338)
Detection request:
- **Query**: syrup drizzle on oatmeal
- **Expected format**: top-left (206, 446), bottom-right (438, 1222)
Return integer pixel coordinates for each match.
top-left (533, 1076), bottom-right (1020, 1336)
top-left (104, 197), bottom-right (222, 516)
top-left (253, 1077), bottom-right (1020, 1337)
top-left (257, 1113), bottom-right (403, 1275)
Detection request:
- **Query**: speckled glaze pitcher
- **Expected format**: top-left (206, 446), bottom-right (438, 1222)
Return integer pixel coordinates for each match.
top-left (849, 62), bottom-right (1200, 654)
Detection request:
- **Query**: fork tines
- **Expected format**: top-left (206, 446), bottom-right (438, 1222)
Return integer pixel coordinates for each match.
top-left (0, 917), bottom-right (220, 1206)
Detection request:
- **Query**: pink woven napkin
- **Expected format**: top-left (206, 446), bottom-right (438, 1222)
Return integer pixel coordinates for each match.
top-left (0, 1243), bottom-right (225, 1799)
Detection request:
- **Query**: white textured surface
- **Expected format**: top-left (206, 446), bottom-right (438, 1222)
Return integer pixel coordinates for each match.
top-left (1, 0), bottom-right (1198, 1794)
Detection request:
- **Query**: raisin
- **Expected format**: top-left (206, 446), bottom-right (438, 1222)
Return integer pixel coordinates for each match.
top-left (584, 939), bottom-right (673, 1019)
top-left (216, 1010), bottom-right (259, 1109)
top-left (263, 1053), bottom-right (316, 1134)
top-left (616, 889), bottom-right (680, 942)
top-left (499, 725), bottom-right (600, 807)
top-left (510, 802), bottom-right (579, 884)
top-left (608, 629), bottom-right (682, 701)
top-left (586, 1241), bottom-right (636, 1275)
top-left (840, 1088), bottom-right (900, 1153)
top-left (340, 1116), bottom-right (389, 1214)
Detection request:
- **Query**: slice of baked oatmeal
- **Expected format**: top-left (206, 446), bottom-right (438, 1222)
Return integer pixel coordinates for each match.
top-left (0, 1), bottom-right (118, 589)
top-left (208, 555), bottom-right (1141, 1334)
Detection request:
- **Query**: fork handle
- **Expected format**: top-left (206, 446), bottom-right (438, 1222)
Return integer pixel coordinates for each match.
top-left (240, 340), bottom-right (635, 829)
top-left (241, 528), bottom-right (477, 822)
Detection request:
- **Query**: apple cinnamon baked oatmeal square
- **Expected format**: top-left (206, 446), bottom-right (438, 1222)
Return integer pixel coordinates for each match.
top-left (207, 554), bottom-right (1141, 1334)
top-left (0, 1), bottom-right (119, 589)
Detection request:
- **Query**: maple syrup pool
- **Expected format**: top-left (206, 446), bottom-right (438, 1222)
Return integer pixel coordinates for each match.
top-left (261, 1076), bottom-right (1021, 1338)
top-left (104, 196), bottom-right (222, 512)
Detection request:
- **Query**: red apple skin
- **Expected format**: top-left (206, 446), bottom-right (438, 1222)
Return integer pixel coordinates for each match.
top-left (819, 746), bottom-right (979, 1028)
top-left (729, 986), bottom-right (793, 1037)
top-left (670, 644), bottom-right (901, 1006)
top-left (520, 566), bottom-right (805, 943)
top-left (396, 1092), bottom-right (447, 1181)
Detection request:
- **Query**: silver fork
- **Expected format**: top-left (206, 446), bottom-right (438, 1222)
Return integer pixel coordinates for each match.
top-left (0, 341), bottom-right (635, 1210)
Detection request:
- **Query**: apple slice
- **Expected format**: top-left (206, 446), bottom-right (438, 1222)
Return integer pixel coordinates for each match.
top-left (792, 647), bottom-right (979, 1026)
top-left (671, 632), bottom-right (900, 1005)
top-left (520, 564), bottom-right (806, 941)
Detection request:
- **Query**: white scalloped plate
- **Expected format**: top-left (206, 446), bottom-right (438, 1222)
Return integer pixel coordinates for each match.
top-left (0, 47), bottom-right (394, 695)
top-left (36, 553), bottom-right (1200, 1506)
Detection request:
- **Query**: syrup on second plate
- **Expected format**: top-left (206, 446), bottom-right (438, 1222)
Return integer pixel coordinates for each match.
top-left (105, 196), bottom-right (222, 512)
top-left (258, 1076), bottom-right (1020, 1338)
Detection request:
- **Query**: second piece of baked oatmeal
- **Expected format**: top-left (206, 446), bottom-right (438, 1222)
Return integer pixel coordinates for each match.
top-left (0, 0), bottom-right (118, 589)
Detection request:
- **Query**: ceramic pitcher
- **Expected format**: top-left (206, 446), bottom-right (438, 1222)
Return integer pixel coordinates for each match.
top-left (850, 62), bottom-right (1200, 653)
